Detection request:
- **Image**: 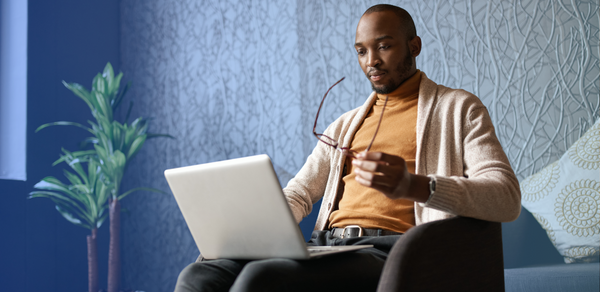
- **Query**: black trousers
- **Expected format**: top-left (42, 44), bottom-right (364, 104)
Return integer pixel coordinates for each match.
top-left (174, 230), bottom-right (402, 292)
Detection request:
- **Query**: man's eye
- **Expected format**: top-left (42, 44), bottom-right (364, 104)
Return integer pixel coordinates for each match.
top-left (379, 45), bottom-right (389, 50)
top-left (357, 50), bottom-right (365, 56)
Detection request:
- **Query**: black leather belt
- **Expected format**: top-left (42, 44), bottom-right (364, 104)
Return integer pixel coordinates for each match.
top-left (331, 225), bottom-right (402, 239)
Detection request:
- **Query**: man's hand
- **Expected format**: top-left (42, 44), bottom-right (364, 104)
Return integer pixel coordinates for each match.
top-left (352, 151), bottom-right (431, 202)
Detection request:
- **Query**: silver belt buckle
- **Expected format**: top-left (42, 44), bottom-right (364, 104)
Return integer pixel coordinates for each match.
top-left (341, 225), bottom-right (363, 239)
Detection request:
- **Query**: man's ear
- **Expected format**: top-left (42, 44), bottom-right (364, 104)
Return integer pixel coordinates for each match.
top-left (409, 36), bottom-right (422, 57)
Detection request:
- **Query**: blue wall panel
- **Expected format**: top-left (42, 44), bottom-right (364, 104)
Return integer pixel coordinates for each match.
top-left (0, 0), bottom-right (120, 291)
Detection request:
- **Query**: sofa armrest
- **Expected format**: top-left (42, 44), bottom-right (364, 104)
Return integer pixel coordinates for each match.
top-left (377, 216), bottom-right (505, 292)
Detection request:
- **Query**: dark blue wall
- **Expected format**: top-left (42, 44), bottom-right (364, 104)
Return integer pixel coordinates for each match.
top-left (0, 1), bottom-right (120, 291)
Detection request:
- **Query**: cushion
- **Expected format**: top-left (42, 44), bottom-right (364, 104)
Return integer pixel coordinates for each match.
top-left (520, 119), bottom-right (600, 263)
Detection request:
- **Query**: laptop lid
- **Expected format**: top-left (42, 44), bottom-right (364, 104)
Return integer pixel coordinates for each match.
top-left (164, 154), bottom-right (312, 259)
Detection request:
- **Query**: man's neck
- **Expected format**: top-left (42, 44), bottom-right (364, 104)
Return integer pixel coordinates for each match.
top-left (376, 70), bottom-right (421, 100)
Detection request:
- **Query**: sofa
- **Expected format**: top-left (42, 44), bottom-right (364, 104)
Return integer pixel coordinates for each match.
top-left (501, 119), bottom-right (600, 291)
top-left (373, 212), bottom-right (599, 292)
top-left (503, 207), bottom-right (599, 292)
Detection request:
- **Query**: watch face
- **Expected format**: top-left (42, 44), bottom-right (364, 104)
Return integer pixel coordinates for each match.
top-left (426, 178), bottom-right (436, 204)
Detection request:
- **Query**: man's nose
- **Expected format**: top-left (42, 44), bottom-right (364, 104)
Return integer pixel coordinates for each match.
top-left (366, 51), bottom-right (381, 67)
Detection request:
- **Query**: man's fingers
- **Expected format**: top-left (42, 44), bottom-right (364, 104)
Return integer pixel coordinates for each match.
top-left (355, 171), bottom-right (396, 193)
top-left (355, 167), bottom-right (401, 188)
top-left (353, 158), bottom-right (403, 175)
top-left (356, 151), bottom-right (405, 165)
top-left (355, 167), bottom-right (375, 183)
top-left (352, 159), bottom-right (380, 172)
top-left (354, 170), bottom-right (372, 186)
top-left (356, 151), bottom-right (382, 160)
top-left (353, 151), bottom-right (410, 199)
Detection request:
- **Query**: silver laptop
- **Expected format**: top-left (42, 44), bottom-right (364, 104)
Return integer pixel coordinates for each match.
top-left (164, 154), bottom-right (372, 260)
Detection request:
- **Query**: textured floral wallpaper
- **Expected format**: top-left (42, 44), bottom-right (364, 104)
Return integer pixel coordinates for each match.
top-left (119, 0), bottom-right (599, 290)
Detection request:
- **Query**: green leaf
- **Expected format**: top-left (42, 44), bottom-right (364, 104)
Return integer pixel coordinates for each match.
top-left (93, 91), bottom-right (112, 121)
top-left (97, 131), bottom-right (113, 155)
top-left (112, 150), bottom-right (127, 170)
top-left (94, 144), bottom-right (108, 162)
top-left (123, 124), bottom-right (133, 147)
top-left (53, 149), bottom-right (95, 166)
top-left (34, 177), bottom-right (78, 197)
top-left (64, 148), bottom-right (85, 165)
top-left (79, 137), bottom-right (99, 149)
top-left (55, 205), bottom-right (91, 229)
top-left (63, 169), bottom-right (83, 186)
top-left (103, 63), bottom-right (115, 94)
top-left (130, 117), bottom-right (141, 128)
top-left (35, 121), bottom-right (94, 134)
top-left (112, 121), bottom-right (125, 151)
top-left (112, 80), bottom-right (129, 110)
top-left (86, 196), bottom-right (98, 223)
top-left (53, 198), bottom-right (88, 219)
top-left (29, 190), bottom-right (80, 207)
top-left (93, 73), bottom-right (108, 95)
top-left (106, 150), bottom-right (126, 194)
top-left (111, 71), bottom-right (123, 96)
top-left (52, 155), bottom-right (69, 167)
top-left (29, 190), bottom-right (90, 220)
top-left (96, 213), bottom-right (108, 229)
top-left (126, 134), bottom-right (147, 159)
top-left (95, 180), bottom-right (111, 207)
top-left (87, 159), bottom-right (100, 188)
top-left (147, 133), bottom-right (176, 139)
top-left (135, 119), bottom-right (149, 136)
top-left (94, 146), bottom-right (126, 188)
top-left (117, 187), bottom-right (167, 201)
top-left (88, 120), bottom-right (101, 134)
top-left (69, 149), bottom-right (97, 160)
top-left (53, 149), bottom-right (87, 179)
top-left (124, 118), bottom-right (142, 147)
top-left (94, 145), bottom-right (112, 176)
top-left (71, 184), bottom-right (91, 195)
top-left (62, 81), bottom-right (95, 112)
top-left (98, 118), bottom-right (112, 138)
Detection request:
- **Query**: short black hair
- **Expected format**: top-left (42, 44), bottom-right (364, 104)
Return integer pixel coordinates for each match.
top-left (363, 4), bottom-right (417, 40)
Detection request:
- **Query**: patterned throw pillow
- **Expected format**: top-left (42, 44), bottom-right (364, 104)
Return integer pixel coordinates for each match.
top-left (520, 119), bottom-right (600, 263)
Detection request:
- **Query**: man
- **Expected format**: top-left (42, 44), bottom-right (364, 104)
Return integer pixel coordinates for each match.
top-left (175, 4), bottom-right (520, 292)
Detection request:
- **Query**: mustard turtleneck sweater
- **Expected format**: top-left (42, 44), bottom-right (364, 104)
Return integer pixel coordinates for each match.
top-left (328, 71), bottom-right (421, 233)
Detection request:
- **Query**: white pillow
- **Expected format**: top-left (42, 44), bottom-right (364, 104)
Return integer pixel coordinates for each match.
top-left (520, 119), bottom-right (600, 263)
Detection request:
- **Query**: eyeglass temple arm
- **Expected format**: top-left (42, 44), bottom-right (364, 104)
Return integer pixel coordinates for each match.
top-left (365, 95), bottom-right (388, 152)
top-left (313, 77), bottom-right (346, 135)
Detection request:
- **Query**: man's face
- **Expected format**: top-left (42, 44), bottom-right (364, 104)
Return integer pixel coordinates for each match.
top-left (355, 11), bottom-right (420, 94)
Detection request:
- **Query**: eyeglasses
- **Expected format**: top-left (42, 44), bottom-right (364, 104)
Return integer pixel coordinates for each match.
top-left (312, 77), bottom-right (388, 159)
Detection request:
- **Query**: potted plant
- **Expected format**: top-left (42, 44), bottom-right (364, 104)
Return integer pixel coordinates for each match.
top-left (30, 150), bottom-right (109, 292)
top-left (31, 63), bottom-right (171, 292)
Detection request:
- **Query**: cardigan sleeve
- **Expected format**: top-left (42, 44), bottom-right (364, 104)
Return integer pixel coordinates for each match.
top-left (282, 132), bottom-right (334, 223)
top-left (421, 96), bottom-right (521, 222)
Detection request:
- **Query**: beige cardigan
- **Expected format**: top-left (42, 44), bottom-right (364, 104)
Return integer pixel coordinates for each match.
top-left (283, 72), bottom-right (521, 231)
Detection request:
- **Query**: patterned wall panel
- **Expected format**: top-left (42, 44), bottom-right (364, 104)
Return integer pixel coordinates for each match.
top-left (411, 0), bottom-right (599, 179)
top-left (119, 0), bottom-right (598, 290)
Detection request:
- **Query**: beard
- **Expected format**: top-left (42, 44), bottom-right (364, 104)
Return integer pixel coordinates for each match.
top-left (370, 51), bottom-right (414, 94)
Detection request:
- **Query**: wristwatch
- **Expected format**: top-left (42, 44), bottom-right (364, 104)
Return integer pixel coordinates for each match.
top-left (427, 176), bottom-right (436, 204)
